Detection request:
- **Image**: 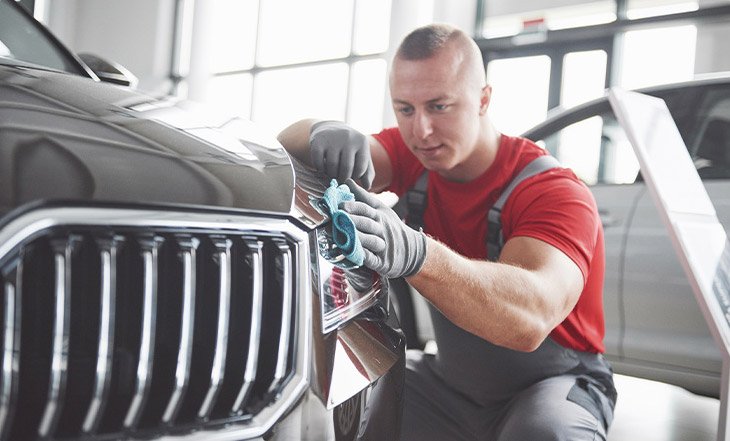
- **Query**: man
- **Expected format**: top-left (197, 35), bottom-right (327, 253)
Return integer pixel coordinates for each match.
top-left (278, 23), bottom-right (616, 441)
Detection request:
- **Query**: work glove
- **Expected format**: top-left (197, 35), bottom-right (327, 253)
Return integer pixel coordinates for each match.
top-left (341, 178), bottom-right (427, 279)
top-left (310, 120), bottom-right (375, 190)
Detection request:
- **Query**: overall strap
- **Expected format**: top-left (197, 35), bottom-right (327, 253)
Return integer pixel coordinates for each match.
top-left (404, 171), bottom-right (429, 230)
top-left (486, 154), bottom-right (561, 260)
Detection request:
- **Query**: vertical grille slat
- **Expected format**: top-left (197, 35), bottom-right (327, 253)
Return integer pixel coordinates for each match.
top-left (232, 238), bottom-right (264, 413)
top-left (124, 236), bottom-right (163, 429)
top-left (82, 236), bottom-right (123, 434)
top-left (269, 240), bottom-right (293, 394)
top-left (198, 238), bottom-right (232, 420)
top-left (38, 236), bottom-right (79, 438)
top-left (162, 236), bottom-right (198, 424)
top-left (0, 208), bottom-right (309, 439)
top-left (0, 259), bottom-right (21, 440)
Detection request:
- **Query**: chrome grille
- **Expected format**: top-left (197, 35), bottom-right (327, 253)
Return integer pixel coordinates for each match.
top-left (0, 207), bottom-right (310, 440)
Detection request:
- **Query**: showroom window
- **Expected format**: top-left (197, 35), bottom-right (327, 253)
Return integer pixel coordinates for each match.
top-left (486, 55), bottom-right (552, 136)
top-left (618, 24), bottom-right (697, 89)
top-left (476, 0), bottom-right (730, 186)
top-left (543, 114), bottom-right (640, 185)
top-left (561, 50), bottom-right (608, 108)
top-left (476, 0), bottom-right (730, 139)
top-left (186, 0), bottom-right (391, 136)
top-left (485, 48), bottom-right (610, 136)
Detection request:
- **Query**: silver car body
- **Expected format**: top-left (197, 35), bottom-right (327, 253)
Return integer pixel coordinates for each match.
top-left (524, 75), bottom-right (730, 397)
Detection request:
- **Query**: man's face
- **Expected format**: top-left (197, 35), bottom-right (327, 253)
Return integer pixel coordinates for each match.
top-left (390, 48), bottom-right (487, 178)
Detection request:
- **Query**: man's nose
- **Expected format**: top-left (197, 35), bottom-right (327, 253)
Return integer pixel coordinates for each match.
top-left (413, 110), bottom-right (433, 140)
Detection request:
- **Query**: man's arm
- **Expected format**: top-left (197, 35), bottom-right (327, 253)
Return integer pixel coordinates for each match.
top-left (276, 119), bottom-right (318, 164)
top-left (277, 119), bottom-right (393, 192)
top-left (341, 178), bottom-right (586, 353)
top-left (407, 236), bottom-right (584, 352)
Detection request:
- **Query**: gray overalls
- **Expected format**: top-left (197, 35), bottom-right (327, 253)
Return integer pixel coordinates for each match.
top-left (400, 306), bottom-right (616, 440)
top-left (398, 157), bottom-right (617, 440)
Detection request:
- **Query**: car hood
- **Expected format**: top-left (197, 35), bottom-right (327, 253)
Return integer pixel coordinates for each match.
top-left (0, 64), bottom-right (297, 219)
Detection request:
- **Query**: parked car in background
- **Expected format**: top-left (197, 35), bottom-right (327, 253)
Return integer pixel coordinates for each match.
top-left (522, 75), bottom-right (730, 398)
top-left (0, 1), bottom-right (405, 440)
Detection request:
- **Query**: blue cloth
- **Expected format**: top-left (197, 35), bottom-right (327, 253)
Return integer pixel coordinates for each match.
top-left (312, 179), bottom-right (364, 268)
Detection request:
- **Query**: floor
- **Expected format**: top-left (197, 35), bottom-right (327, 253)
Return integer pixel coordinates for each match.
top-left (608, 374), bottom-right (721, 441)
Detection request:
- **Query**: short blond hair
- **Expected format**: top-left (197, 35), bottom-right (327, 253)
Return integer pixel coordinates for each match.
top-left (395, 24), bottom-right (486, 87)
top-left (396, 23), bottom-right (465, 60)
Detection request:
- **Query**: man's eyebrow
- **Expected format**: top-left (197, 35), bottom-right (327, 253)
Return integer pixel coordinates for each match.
top-left (427, 95), bottom-right (451, 103)
top-left (392, 95), bottom-right (451, 105)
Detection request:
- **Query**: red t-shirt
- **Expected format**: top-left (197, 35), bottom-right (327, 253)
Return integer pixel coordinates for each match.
top-left (374, 127), bottom-right (606, 353)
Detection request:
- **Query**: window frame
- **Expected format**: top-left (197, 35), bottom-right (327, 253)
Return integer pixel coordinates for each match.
top-left (476, 3), bottom-right (730, 115)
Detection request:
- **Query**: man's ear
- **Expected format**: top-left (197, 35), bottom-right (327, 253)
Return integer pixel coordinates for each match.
top-left (479, 84), bottom-right (492, 115)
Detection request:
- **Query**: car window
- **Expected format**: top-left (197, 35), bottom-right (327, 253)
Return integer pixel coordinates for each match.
top-left (689, 87), bottom-right (730, 180)
top-left (0, 0), bottom-right (83, 74)
top-left (539, 83), bottom-right (730, 185)
top-left (542, 111), bottom-right (640, 185)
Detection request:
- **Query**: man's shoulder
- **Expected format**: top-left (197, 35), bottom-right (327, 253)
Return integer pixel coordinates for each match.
top-left (502, 134), bottom-right (543, 152)
top-left (494, 135), bottom-right (555, 187)
top-left (373, 127), bottom-right (405, 148)
top-left (499, 135), bottom-right (547, 168)
top-left (501, 134), bottom-right (593, 209)
top-left (510, 167), bottom-right (597, 218)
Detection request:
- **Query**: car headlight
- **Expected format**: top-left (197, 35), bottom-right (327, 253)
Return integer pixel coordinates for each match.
top-left (312, 226), bottom-right (383, 333)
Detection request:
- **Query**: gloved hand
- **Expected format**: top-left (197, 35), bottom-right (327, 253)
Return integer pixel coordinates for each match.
top-left (309, 121), bottom-right (375, 189)
top-left (341, 179), bottom-right (427, 279)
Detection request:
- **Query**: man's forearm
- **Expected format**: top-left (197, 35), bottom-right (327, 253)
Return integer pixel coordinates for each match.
top-left (406, 236), bottom-right (580, 352)
top-left (277, 118), bottom-right (319, 164)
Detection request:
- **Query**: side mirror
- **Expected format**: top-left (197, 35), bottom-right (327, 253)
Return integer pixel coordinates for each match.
top-left (78, 52), bottom-right (138, 88)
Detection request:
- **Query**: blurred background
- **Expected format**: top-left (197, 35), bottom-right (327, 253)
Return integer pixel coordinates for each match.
top-left (18, 0), bottom-right (730, 138)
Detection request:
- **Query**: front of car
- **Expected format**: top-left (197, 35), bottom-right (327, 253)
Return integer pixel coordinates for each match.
top-left (0, 1), bottom-right (404, 440)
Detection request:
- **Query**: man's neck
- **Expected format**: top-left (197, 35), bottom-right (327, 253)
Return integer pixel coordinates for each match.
top-left (439, 123), bottom-right (502, 183)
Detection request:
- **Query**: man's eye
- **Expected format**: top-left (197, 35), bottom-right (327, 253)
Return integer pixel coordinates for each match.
top-left (398, 107), bottom-right (414, 115)
top-left (432, 104), bottom-right (448, 111)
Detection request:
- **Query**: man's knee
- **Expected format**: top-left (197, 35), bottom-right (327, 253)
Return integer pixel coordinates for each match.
top-left (492, 376), bottom-right (608, 441)
top-left (496, 407), bottom-right (604, 441)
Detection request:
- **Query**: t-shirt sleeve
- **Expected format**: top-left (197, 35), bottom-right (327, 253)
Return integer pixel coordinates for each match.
top-left (373, 127), bottom-right (423, 196)
top-left (502, 170), bottom-right (600, 282)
